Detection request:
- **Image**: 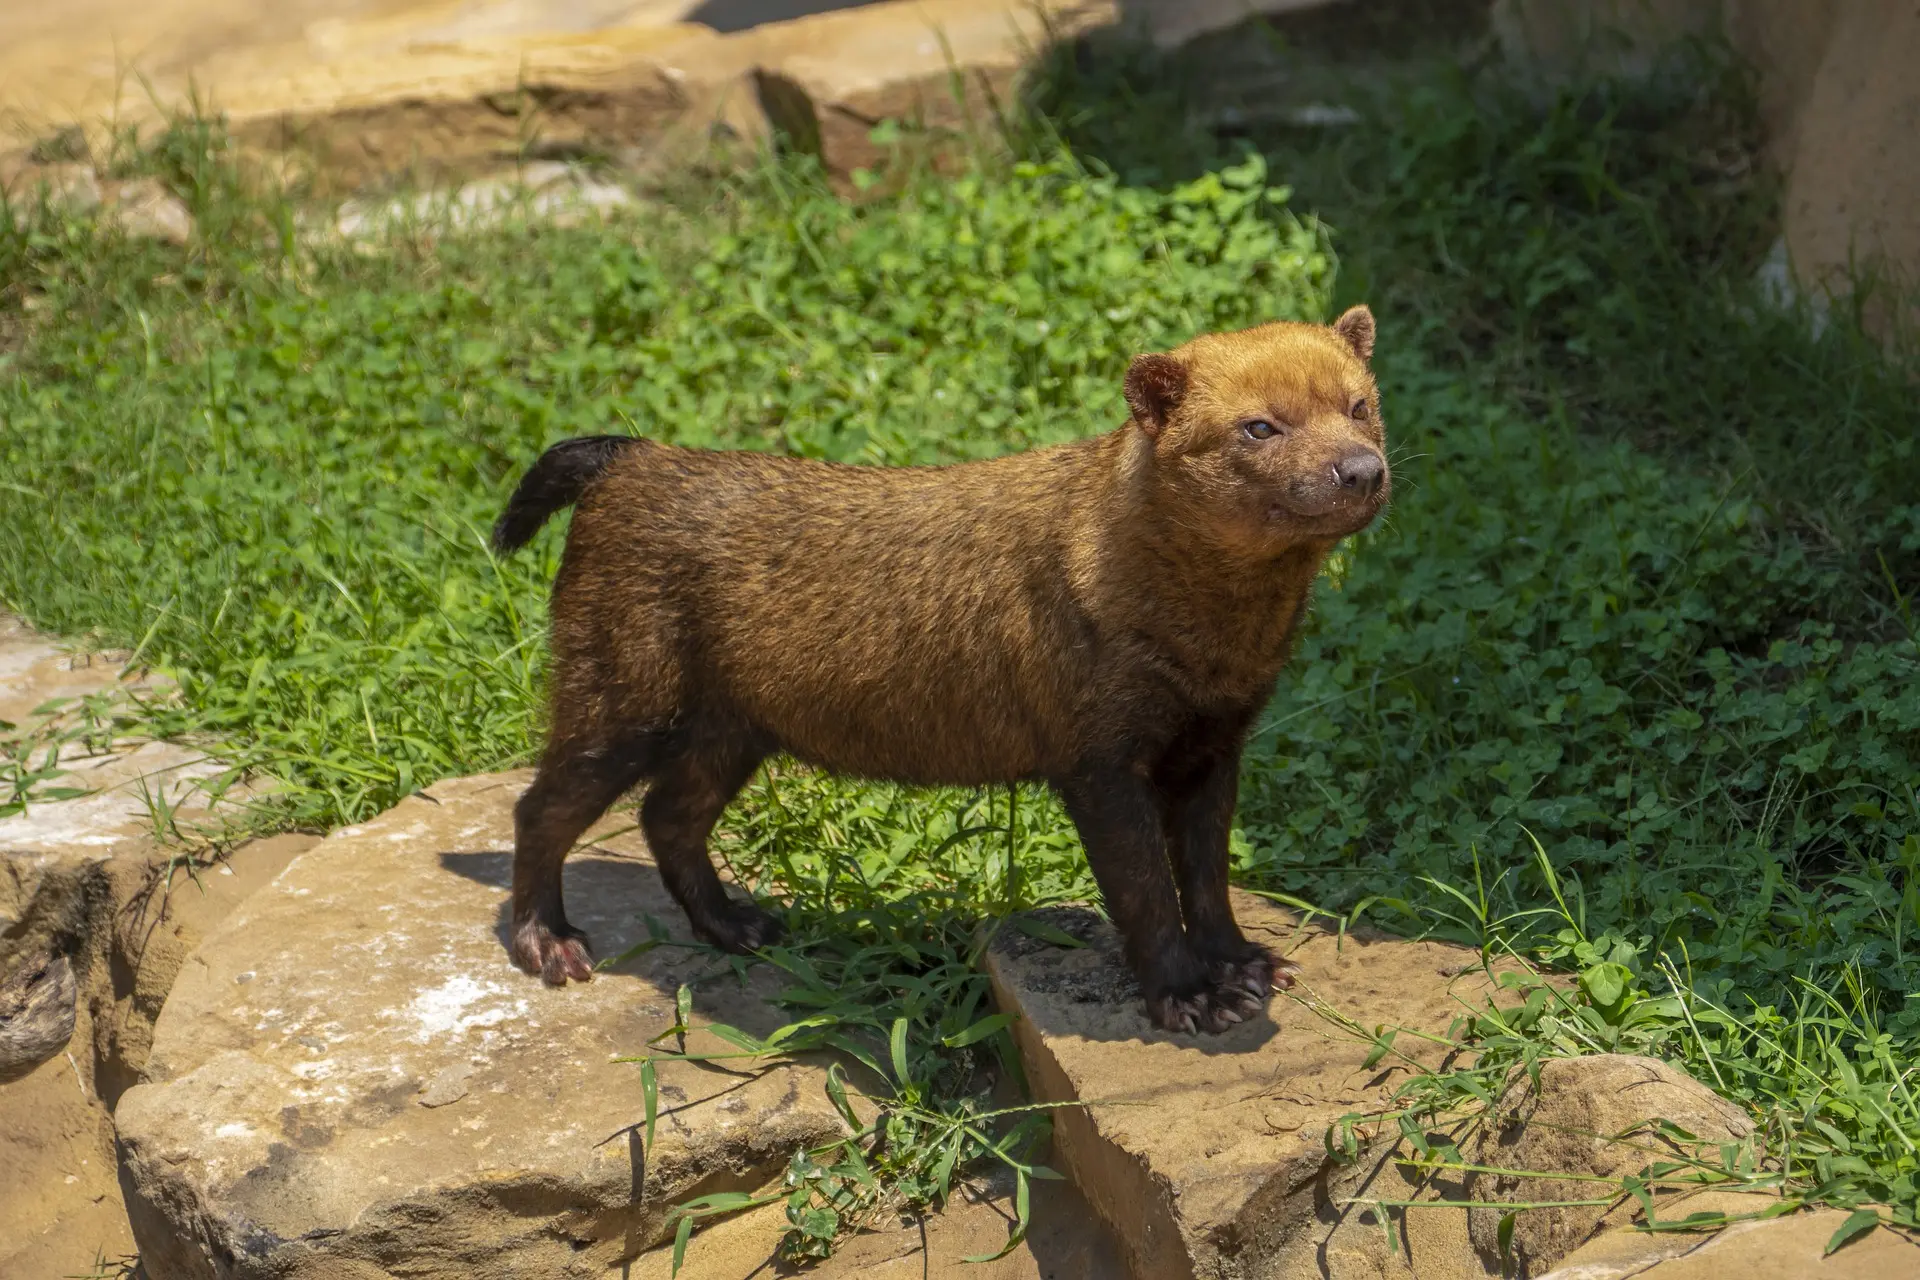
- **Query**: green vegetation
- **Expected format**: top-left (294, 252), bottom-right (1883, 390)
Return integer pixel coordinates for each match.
top-left (2, 3), bottom-right (1916, 1259)
top-left (1030, 14), bottom-right (1918, 1240)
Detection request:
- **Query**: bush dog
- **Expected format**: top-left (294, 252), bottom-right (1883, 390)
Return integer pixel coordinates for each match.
top-left (493, 307), bottom-right (1389, 1033)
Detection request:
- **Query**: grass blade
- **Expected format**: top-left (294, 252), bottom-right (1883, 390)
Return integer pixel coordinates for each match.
top-left (1826, 1209), bottom-right (1880, 1255)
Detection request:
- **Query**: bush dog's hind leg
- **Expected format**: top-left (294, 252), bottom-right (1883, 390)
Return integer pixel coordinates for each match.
top-left (640, 729), bottom-right (782, 954)
top-left (1056, 764), bottom-right (1260, 1034)
top-left (511, 730), bottom-right (660, 984)
top-left (1160, 721), bottom-right (1298, 1002)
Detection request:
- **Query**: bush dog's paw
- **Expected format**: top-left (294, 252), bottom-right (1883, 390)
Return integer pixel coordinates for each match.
top-left (1200, 939), bottom-right (1302, 1000)
top-left (1147, 941), bottom-right (1303, 1033)
top-left (1148, 981), bottom-right (1262, 1035)
top-left (1199, 941), bottom-right (1283, 1002)
top-left (690, 902), bottom-right (784, 955)
top-left (512, 918), bottom-right (595, 986)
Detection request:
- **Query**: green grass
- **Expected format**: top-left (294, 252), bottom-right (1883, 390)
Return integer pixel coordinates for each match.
top-left (2, 7), bottom-right (1917, 1259)
top-left (0, 137), bottom-right (1318, 1259)
top-left (1027, 8), bottom-right (1920, 1241)
top-left (0, 146), bottom-right (1325, 828)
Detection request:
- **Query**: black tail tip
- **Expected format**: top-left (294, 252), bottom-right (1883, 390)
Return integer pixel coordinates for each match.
top-left (490, 511), bottom-right (532, 555)
top-left (491, 435), bottom-right (640, 556)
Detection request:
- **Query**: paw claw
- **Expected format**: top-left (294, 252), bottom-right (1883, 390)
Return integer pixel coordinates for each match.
top-left (1151, 979), bottom-right (1266, 1034)
top-left (1145, 940), bottom-right (1301, 1034)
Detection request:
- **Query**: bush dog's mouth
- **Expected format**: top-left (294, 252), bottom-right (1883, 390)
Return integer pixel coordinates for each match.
top-left (1267, 481), bottom-right (1392, 531)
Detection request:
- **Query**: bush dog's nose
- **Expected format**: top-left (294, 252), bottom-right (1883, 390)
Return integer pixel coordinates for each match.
top-left (1333, 450), bottom-right (1385, 497)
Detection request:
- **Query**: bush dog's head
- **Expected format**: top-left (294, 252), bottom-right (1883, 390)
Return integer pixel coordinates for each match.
top-left (1123, 306), bottom-right (1389, 551)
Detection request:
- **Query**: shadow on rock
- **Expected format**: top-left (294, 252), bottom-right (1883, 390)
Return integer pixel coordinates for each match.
top-left (992, 905), bottom-right (1285, 1052)
top-left (437, 846), bottom-right (805, 1045)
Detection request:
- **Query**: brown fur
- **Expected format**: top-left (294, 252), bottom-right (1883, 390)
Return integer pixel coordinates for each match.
top-left (495, 308), bottom-right (1390, 1033)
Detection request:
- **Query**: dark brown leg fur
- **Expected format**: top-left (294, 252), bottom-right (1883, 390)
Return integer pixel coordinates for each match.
top-left (640, 729), bottom-right (782, 954)
top-left (1160, 727), bottom-right (1299, 1008)
top-left (1056, 763), bottom-right (1258, 1034)
top-left (511, 731), bottom-right (660, 984)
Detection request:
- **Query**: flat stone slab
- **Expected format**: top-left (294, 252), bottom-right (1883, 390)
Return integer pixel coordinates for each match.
top-left (1542, 1208), bottom-right (1920, 1280)
top-left (1, 612), bottom-right (224, 893)
top-left (0, 740), bottom-right (229, 854)
top-left (115, 771), bottom-right (857, 1280)
top-left (0, 613), bottom-right (135, 726)
top-left (985, 895), bottom-right (1507, 1280)
top-left (2, 613), bottom-right (235, 1018)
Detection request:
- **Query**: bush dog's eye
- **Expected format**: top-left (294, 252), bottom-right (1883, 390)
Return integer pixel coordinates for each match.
top-left (1352, 399), bottom-right (1369, 420)
top-left (1243, 420), bottom-right (1278, 441)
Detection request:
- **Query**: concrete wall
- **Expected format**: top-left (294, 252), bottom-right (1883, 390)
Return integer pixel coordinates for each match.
top-left (0, 1), bottom-right (1343, 196)
top-left (1496, 0), bottom-right (1919, 340)
top-left (4, 0), bottom-right (1909, 339)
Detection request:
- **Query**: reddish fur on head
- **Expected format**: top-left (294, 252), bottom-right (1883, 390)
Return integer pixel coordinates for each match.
top-left (1131, 307), bottom-right (1388, 554)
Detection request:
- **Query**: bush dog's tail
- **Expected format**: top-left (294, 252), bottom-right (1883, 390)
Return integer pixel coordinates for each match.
top-left (492, 435), bottom-right (641, 553)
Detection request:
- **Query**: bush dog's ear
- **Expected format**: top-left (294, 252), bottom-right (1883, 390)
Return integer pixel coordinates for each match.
top-left (1123, 352), bottom-right (1188, 438)
top-left (1332, 305), bottom-right (1375, 363)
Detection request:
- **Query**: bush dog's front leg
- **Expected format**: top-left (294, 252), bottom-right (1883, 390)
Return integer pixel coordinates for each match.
top-left (1163, 739), bottom-right (1298, 1001)
top-left (1056, 763), bottom-right (1268, 1033)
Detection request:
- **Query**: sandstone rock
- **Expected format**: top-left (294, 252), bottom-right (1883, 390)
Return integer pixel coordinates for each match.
top-left (704, 1), bottom-right (1346, 180)
top-left (0, 622), bottom-right (239, 889)
top-left (0, 842), bottom-right (115, 978)
top-left (0, 729), bottom-right (240, 1054)
top-left (0, 829), bottom-right (317, 1276)
top-left (0, 615), bottom-right (136, 727)
top-left (108, 177), bottom-right (195, 243)
top-left (1771, 0), bottom-right (1920, 341)
top-left (28, 123), bottom-right (92, 164)
top-left (92, 832), bottom-right (320, 1105)
top-left (629, 1170), bottom-right (1134, 1278)
top-left (0, 1047), bottom-right (133, 1279)
top-left (1, 620), bottom-right (149, 1040)
top-left (115, 770), bottom-right (862, 1280)
top-left (3, 1), bottom-right (1350, 196)
top-left (1, 613), bottom-right (319, 1274)
top-left (1528, 1191), bottom-right (1777, 1278)
top-left (985, 894), bottom-right (1512, 1280)
top-left (1465, 1054), bottom-right (1757, 1275)
top-left (1542, 1208), bottom-right (1920, 1279)
top-left (9, 160), bottom-right (103, 214)
top-left (1145, 0), bottom-right (1354, 49)
top-left (228, 1), bottom-right (1119, 191)
top-left (1, 738), bottom-right (231, 855)
top-left (331, 161), bottom-right (637, 239)
top-left (1491, 0), bottom-right (1720, 82)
